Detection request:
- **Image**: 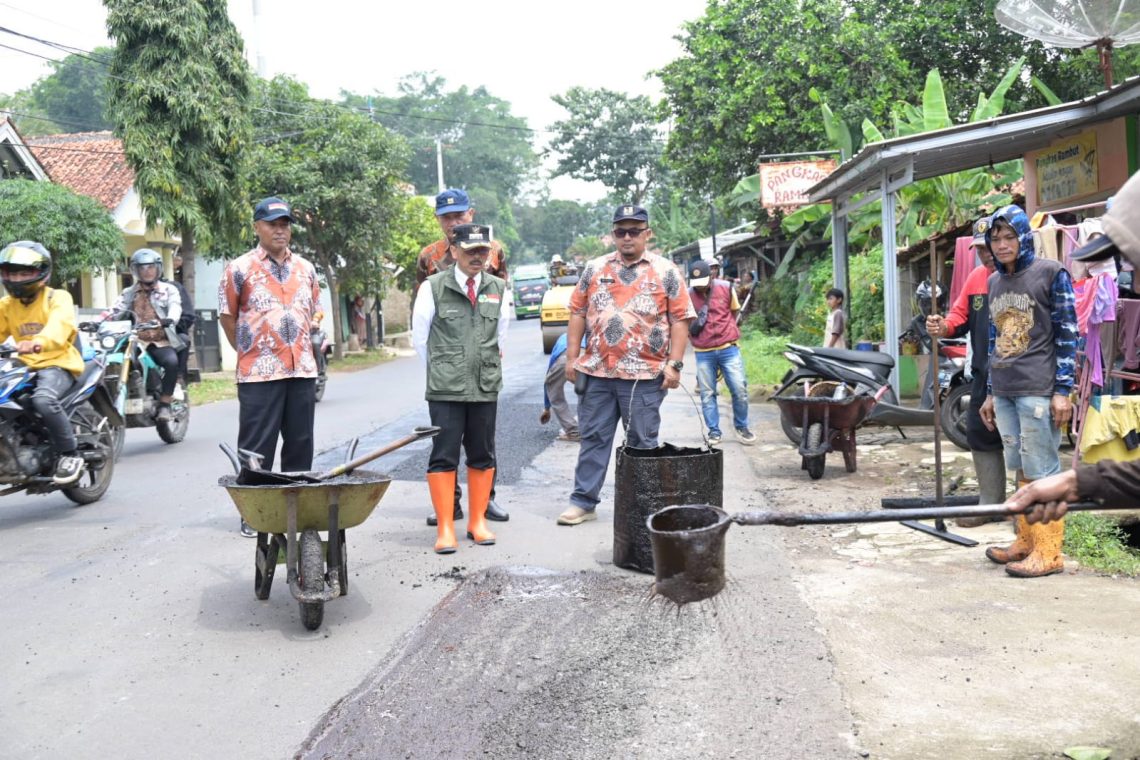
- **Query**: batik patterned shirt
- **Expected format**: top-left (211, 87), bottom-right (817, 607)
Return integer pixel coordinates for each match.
top-left (569, 251), bottom-right (695, 380)
top-left (218, 245), bottom-right (321, 383)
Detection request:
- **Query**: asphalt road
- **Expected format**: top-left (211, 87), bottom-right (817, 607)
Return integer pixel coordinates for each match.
top-left (0, 318), bottom-right (859, 759)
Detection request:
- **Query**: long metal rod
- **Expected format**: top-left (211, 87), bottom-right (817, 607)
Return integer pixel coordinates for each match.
top-left (929, 242), bottom-right (944, 512)
top-left (731, 500), bottom-right (1107, 527)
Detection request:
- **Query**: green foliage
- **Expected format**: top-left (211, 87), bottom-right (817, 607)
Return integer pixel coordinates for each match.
top-left (0, 179), bottom-right (123, 282)
top-left (250, 76), bottom-right (412, 349)
top-left (648, 191), bottom-right (707, 253)
top-left (1064, 747), bottom-right (1113, 760)
top-left (748, 274), bottom-right (798, 334)
top-left (513, 199), bottom-right (605, 262)
top-left (738, 329), bottom-right (793, 388)
top-left (567, 235), bottom-right (607, 262)
top-left (384, 195), bottom-right (439, 293)
top-left (105, 0), bottom-right (254, 300)
top-left (847, 248), bottom-right (886, 342)
top-left (31, 47), bottom-right (114, 132)
top-left (341, 74), bottom-right (538, 203)
top-left (547, 87), bottom-right (666, 204)
top-left (1063, 513), bottom-right (1140, 577)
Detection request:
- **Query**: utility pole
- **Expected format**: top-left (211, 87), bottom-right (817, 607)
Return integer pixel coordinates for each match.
top-left (251, 0), bottom-right (268, 77)
top-left (436, 139), bottom-right (445, 193)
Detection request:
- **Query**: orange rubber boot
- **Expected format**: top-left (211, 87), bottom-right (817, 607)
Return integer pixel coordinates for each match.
top-left (984, 480), bottom-right (1034, 565)
top-left (465, 467), bottom-right (497, 545)
top-left (1006, 518), bottom-right (1065, 578)
top-left (427, 471), bottom-right (458, 554)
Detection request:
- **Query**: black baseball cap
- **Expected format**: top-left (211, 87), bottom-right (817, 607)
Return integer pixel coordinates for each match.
top-left (613, 204), bottom-right (649, 224)
top-left (452, 223), bottom-right (493, 251)
top-left (1071, 171), bottom-right (1140, 269)
top-left (253, 197), bottom-right (293, 222)
top-left (689, 259), bottom-right (711, 286)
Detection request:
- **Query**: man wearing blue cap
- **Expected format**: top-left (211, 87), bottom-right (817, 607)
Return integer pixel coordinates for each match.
top-left (219, 196), bottom-right (322, 537)
top-left (417, 188), bottom-right (509, 525)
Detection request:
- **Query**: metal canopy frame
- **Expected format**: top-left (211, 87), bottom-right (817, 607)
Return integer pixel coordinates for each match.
top-left (807, 75), bottom-right (1140, 394)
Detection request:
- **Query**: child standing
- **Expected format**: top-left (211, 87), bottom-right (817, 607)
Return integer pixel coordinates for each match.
top-left (824, 288), bottom-right (847, 349)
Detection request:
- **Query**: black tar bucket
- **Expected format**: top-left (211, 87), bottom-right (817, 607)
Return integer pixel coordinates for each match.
top-left (647, 505), bottom-right (730, 605)
top-left (613, 444), bottom-right (723, 574)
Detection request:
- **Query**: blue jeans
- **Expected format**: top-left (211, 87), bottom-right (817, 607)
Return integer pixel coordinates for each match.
top-left (570, 375), bottom-right (664, 511)
top-left (993, 395), bottom-right (1062, 480)
top-left (695, 345), bottom-right (750, 436)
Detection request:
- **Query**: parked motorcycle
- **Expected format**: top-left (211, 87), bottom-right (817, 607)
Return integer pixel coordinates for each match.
top-left (0, 344), bottom-right (122, 504)
top-left (775, 341), bottom-right (970, 450)
top-left (82, 319), bottom-right (190, 459)
top-left (311, 326), bottom-right (332, 402)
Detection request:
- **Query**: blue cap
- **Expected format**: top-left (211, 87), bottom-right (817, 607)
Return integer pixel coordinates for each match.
top-left (253, 197), bottom-right (293, 222)
top-left (613, 204), bottom-right (649, 223)
top-left (435, 188), bottom-right (471, 216)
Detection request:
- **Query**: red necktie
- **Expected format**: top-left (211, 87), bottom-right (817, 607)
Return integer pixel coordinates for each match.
top-left (466, 276), bottom-right (477, 307)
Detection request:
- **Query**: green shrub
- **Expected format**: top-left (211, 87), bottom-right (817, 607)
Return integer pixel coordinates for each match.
top-left (739, 329), bottom-right (793, 387)
top-left (1064, 513), bottom-right (1140, 576)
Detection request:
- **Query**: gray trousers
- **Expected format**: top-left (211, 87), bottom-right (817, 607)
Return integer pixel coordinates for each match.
top-left (570, 375), bottom-right (664, 511)
top-left (545, 354), bottom-right (578, 435)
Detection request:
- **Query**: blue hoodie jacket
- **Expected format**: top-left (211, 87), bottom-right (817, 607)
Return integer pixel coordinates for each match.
top-left (984, 205), bottom-right (1077, 396)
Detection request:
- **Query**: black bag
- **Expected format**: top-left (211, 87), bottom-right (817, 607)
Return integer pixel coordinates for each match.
top-left (690, 302), bottom-right (709, 337)
top-left (613, 443), bottom-right (723, 574)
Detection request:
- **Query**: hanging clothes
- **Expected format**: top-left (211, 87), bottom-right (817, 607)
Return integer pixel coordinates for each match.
top-left (949, 236), bottom-right (976, 307)
top-left (1121, 298), bottom-right (1140, 370)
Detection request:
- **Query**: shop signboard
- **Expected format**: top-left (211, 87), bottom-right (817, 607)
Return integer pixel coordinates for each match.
top-left (759, 160), bottom-right (837, 209)
top-left (1036, 131), bottom-right (1098, 206)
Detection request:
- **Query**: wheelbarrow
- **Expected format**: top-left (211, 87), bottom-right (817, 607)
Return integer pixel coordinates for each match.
top-left (218, 427), bottom-right (438, 631)
top-left (771, 382), bottom-right (886, 479)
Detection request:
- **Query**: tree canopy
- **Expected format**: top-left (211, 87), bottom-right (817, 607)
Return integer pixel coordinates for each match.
top-left (0, 180), bottom-right (123, 282)
top-left (547, 87), bottom-right (667, 204)
top-left (105, 0), bottom-right (253, 299)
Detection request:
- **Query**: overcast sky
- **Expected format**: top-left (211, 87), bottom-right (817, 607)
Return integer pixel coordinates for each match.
top-left (0, 0), bottom-right (707, 201)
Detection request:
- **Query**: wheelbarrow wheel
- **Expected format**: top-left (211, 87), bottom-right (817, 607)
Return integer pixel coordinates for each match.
top-left (805, 423), bottom-right (825, 480)
top-left (337, 530), bottom-right (348, 596)
top-left (299, 529), bottom-right (325, 631)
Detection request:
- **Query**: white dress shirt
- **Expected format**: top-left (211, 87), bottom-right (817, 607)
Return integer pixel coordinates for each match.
top-left (412, 268), bottom-right (510, 366)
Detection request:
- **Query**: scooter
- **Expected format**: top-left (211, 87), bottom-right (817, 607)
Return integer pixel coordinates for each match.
top-left (311, 326), bottom-right (332, 402)
top-left (0, 343), bottom-right (121, 504)
top-left (775, 341), bottom-right (969, 449)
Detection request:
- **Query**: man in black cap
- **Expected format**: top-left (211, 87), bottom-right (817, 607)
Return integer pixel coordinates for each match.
top-left (1006, 170), bottom-right (1140, 518)
top-left (219, 196), bottom-right (322, 536)
top-left (417, 188), bottom-right (509, 525)
top-left (411, 224), bottom-right (510, 553)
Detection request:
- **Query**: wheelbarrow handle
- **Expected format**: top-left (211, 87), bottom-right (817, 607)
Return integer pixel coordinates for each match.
top-left (218, 442), bottom-right (242, 475)
top-left (316, 426), bottom-right (441, 481)
top-left (730, 500), bottom-right (1107, 527)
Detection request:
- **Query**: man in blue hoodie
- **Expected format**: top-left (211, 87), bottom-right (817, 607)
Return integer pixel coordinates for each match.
top-left (978, 204), bottom-right (1077, 578)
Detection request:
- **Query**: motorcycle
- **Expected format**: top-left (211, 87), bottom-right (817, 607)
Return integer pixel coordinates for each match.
top-left (311, 326), bottom-right (332, 402)
top-left (775, 340), bottom-right (971, 451)
top-left (82, 319), bottom-right (190, 459)
top-left (0, 343), bottom-right (122, 504)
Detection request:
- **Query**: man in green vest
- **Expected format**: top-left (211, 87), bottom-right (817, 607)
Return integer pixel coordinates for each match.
top-left (411, 224), bottom-right (510, 553)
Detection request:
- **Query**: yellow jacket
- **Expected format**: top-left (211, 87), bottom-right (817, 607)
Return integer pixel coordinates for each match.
top-left (0, 288), bottom-right (84, 377)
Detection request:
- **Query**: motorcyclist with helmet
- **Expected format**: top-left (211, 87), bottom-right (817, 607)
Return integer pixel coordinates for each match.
top-left (106, 249), bottom-right (183, 423)
top-left (0, 241), bottom-right (86, 484)
top-left (907, 279), bottom-right (947, 409)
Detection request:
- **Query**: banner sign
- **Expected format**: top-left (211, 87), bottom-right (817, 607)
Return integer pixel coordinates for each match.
top-left (759, 160), bottom-right (837, 209)
top-left (1036, 131), bottom-right (1098, 206)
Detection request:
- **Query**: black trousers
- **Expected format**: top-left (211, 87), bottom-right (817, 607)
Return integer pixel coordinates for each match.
top-left (146, 344), bottom-right (180, 397)
top-left (32, 366), bottom-right (77, 454)
top-left (427, 400), bottom-right (497, 474)
top-left (237, 378), bottom-right (316, 472)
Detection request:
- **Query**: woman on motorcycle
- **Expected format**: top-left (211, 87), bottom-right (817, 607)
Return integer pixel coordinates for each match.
top-left (0, 241), bottom-right (86, 484)
top-left (107, 249), bottom-right (183, 423)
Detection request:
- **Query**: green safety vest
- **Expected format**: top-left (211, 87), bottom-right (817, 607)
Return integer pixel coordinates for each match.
top-left (425, 268), bottom-right (506, 402)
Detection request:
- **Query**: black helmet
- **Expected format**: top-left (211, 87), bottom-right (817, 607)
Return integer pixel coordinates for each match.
top-left (0, 240), bottom-right (52, 302)
top-left (129, 248), bottom-right (163, 284)
top-left (915, 279), bottom-right (947, 316)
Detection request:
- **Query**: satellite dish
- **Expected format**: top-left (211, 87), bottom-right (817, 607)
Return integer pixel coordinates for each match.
top-left (996, 0), bottom-right (1140, 87)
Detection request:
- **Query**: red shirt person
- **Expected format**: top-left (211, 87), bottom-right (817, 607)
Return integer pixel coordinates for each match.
top-left (558, 204), bottom-right (694, 526)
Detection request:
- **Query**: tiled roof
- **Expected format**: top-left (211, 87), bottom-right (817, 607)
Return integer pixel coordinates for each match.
top-left (25, 131), bottom-right (135, 211)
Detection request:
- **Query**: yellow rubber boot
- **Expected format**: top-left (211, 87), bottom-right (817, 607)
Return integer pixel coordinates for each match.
top-left (984, 479), bottom-right (1034, 565)
top-left (465, 467), bottom-right (497, 546)
top-left (427, 471), bottom-right (458, 554)
top-left (1006, 518), bottom-right (1065, 578)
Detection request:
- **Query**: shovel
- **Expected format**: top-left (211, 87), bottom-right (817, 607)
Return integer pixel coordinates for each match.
top-left (647, 500), bottom-right (1116, 606)
top-left (219, 426), bottom-right (440, 487)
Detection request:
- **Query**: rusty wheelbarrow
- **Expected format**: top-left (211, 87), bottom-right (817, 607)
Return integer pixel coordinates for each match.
top-left (218, 427), bottom-right (438, 630)
top-left (771, 383), bottom-right (886, 479)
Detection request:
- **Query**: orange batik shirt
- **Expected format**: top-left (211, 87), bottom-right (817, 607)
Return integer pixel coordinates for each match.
top-left (218, 246), bottom-right (322, 383)
top-left (569, 251), bottom-right (695, 380)
top-left (415, 238), bottom-right (508, 286)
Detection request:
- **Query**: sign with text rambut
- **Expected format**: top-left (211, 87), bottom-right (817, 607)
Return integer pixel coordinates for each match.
top-left (759, 160), bottom-right (837, 209)
top-left (1036, 131), bottom-right (1098, 206)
